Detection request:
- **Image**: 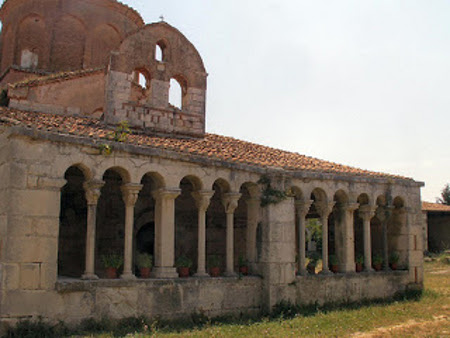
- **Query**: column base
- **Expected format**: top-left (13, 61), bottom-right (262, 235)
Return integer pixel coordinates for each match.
top-left (151, 267), bottom-right (179, 279)
top-left (120, 273), bottom-right (136, 280)
top-left (224, 271), bottom-right (238, 277)
top-left (319, 269), bottom-right (332, 275)
top-left (81, 273), bottom-right (99, 280)
top-left (193, 271), bottom-right (210, 278)
top-left (364, 268), bottom-right (375, 273)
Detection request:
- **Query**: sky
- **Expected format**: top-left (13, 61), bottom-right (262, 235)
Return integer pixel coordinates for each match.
top-left (63, 1), bottom-right (450, 201)
top-left (123, 0), bottom-right (448, 201)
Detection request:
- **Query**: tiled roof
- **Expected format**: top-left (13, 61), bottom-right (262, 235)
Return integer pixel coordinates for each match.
top-left (0, 108), bottom-right (411, 180)
top-left (422, 202), bottom-right (450, 212)
top-left (8, 68), bottom-right (105, 89)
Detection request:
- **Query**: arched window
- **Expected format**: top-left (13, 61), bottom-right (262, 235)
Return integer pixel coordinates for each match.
top-left (155, 40), bottom-right (167, 62)
top-left (169, 77), bottom-right (186, 109)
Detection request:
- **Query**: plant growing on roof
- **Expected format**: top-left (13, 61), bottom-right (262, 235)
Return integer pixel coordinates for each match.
top-left (98, 143), bottom-right (112, 156)
top-left (257, 175), bottom-right (287, 207)
top-left (110, 120), bottom-right (131, 142)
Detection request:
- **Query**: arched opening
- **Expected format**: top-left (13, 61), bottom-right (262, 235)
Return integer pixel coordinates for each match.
top-left (388, 196), bottom-right (407, 268)
top-left (58, 166), bottom-right (87, 278)
top-left (133, 173), bottom-right (161, 276)
top-left (206, 180), bottom-right (230, 274)
top-left (95, 169), bottom-right (126, 278)
top-left (354, 194), bottom-right (370, 267)
top-left (332, 190), bottom-right (349, 272)
top-left (155, 41), bottom-right (166, 62)
top-left (175, 177), bottom-right (199, 275)
top-left (90, 24), bottom-right (121, 67)
top-left (169, 76), bottom-right (187, 110)
top-left (131, 68), bottom-right (151, 103)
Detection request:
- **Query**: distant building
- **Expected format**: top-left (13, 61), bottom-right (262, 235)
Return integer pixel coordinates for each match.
top-left (422, 202), bottom-right (450, 252)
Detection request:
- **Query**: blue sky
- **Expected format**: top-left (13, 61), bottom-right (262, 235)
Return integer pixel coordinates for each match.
top-left (124, 0), bottom-right (448, 202)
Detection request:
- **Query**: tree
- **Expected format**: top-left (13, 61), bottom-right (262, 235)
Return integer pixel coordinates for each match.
top-left (437, 183), bottom-right (450, 205)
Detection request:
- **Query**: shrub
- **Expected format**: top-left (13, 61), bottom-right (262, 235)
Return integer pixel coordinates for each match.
top-left (176, 255), bottom-right (192, 268)
top-left (136, 252), bottom-right (152, 268)
top-left (101, 253), bottom-right (123, 269)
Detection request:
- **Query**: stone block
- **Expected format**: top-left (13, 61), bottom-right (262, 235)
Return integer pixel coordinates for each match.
top-left (2, 263), bottom-right (20, 290)
top-left (6, 236), bottom-right (58, 263)
top-left (9, 189), bottom-right (61, 217)
top-left (20, 263), bottom-right (41, 290)
top-left (95, 287), bottom-right (139, 319)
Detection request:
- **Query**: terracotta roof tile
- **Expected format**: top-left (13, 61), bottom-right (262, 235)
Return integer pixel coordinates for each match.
top-left (422, 202), bottom-right (450, 212)
top-left (0, 108), bottom-right (412, 180)
top-left (8, 68), bottom-right (105, 89)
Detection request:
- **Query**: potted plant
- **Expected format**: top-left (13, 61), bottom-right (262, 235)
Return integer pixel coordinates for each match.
top-left (389, 251), bottom-right (400, 270)
top-left (208, 255), bottom-right (221, 277)
top-left (307, 253), bottom-right (319, 275)
top-left (101, 253), bottom-right (123, 279)
top-left (176, 255), bottom-right (192, 278)
top-left (372, 254), bottom-right (383, 271)
top-left (355, 255), bottom-right (364, 272)
top-left (238, 255), bottom-right (249, 276)
top-left (329, 254), bottom-right (339, 273)
top-left (136, 252), bottom-right (152, 278)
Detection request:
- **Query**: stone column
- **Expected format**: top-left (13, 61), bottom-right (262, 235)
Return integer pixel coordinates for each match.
top-left (246, 198), bottom-right (260, 270)
top-left (222, 192), bottom-right (242, 277)
top-left (341, 202), bottom-right (359, 273)
top-left (359, 205), bottom-right (376, 272)
top-left (316, 201), bottom-right (335, 274)
top-left (82, 180), bottom-right (104, 280)
top-left (192, 190), bottom-right (214, 277)
top-left (120, 183), bottom-right (143, 280)
top-left (295, 200), bottom-right (313, 276)
top-left (151, 188), bottom-right (181, 278)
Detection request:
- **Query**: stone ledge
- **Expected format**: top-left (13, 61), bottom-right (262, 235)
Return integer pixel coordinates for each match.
top-left (55, 275), bottom-right (262, 293)
top-left (296, 270), bottom-right (409, 280)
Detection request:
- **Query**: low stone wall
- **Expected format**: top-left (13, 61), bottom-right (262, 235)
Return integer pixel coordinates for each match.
top-left (1, 276), bottom-right (262, 327)
top-left (285, 271), bottom-right (410, 305)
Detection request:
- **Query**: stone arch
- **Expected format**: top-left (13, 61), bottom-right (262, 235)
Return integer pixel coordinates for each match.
top-left (89, 24), bottom-right (121, 68)
top-left (95, 168), bottom-right (127, 277)
top-left (155, 39), bottom-right (169, 62)
top-left (16, 14), bottom-right (48, 69)
top-left (51, 15), bottom-right (87, 71)
top-left (58, 165), bottom-right (88, 278)
top-left (331, 190), bottom-right (350, 270)
top-left (131, 67), bottom-right (152, 103)
top-left (388, 196), bottom-right (407, 267)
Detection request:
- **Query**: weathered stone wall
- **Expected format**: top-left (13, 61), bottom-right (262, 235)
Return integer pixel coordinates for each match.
top-left (427, 212), bottom-right (450, 252)
top-left (0, 0), bottom-right (144, 73)
top-left (8, 72), bottom-right (105, 117)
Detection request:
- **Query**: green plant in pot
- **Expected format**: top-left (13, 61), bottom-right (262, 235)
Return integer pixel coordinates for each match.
top-left (101, 253), bottom-right (123, 279)
top-left (208, 255), bottom-right (221, 277)
top-left (176, 255), bottom-right (192, 278)
top-left (329, 254), bottom-right (339, 273)
top-left (355, 254), bottom-right (364, 272)
top-left (372, 254), bottom-right (383, 271)
top-left (136, 252), bottom-right (152, 278)
top-left (389, 251), bottom-right (400, 270)
top-left (238, 255), bottom-right (249, 276)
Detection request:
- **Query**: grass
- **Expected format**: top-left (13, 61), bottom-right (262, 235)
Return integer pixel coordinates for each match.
top-left (5, 255), bottom-right (450, 337)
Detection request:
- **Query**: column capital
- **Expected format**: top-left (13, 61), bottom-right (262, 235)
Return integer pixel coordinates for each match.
top-left (121, 183), bottom-right (143, 207)
top-left (192, 190), bottom-right (215, 211)
top-left (152, 188), bottom-right (181, 201)
top-left (375, 205), bottom-right (394, 222)
top-left (295, 199), bottom-right (313, 217)
top-left (358, 204), bottom-right (377, 221)
top-left (343, 202), bottom-right (360, 212)
top-left (316, 201), bottom-right (335, 218)
top-left (222, 192), bottom-right (242, 214)
top-left (83, 179), bottom-right (105, 205)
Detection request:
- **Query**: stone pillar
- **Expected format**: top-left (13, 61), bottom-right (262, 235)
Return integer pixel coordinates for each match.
top-left (151, 188), bottom-right (181, 278)
top-left (295, 200), bottom-right (312, 275)
top-left (82, 180), bottom-right (104, 280)
top-left (192, 190), bottom-right (214, 277)
top-left (120, 183), bottom-right (143, 280)
top-left (340, 202), bottom-right (359, 273)
top-left (246, 198), bottom-right (260, 270)
top-left (359, 205), bottom-right (376, 272)
top-left (222, 192), bottom-right (241, 277)
top-left (316, 201), bottom-right (335, 274)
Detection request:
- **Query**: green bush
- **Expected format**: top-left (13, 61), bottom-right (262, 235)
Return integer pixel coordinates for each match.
top-left (136, 252), bottom-right (152, 268)
top-left (101, 253), bottom-right (123, 269)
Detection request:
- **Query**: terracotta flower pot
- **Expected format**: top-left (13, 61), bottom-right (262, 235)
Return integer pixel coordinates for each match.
top-left (140, 267), bottom-right (151, 278)
top-left (210, 267), bottom-right (220, 277)
top-left (105, 267), bottom-right (118, 279)
top-left (390, 263), bottom-right (398, 271)
top-left (331, 265), bottom-right (339, 273)
top-left (178, 267), bottom-right (190, 278)
top-left (356, 263), bottom-right (363, 273)
top-left (373, 263), bottom-right (382, 271)
top-left (239, 266), bottom-right (249, 276)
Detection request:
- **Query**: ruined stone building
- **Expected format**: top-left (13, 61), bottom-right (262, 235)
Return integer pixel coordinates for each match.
top-left (0, 0), bottom-right (424, 330)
